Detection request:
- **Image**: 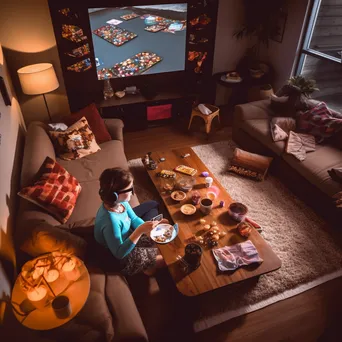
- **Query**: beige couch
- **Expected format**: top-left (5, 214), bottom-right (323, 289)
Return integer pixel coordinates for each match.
top-left (233, 99), bottom-right (342, 227)
top-left (4, 119), bottom-right (149, 341)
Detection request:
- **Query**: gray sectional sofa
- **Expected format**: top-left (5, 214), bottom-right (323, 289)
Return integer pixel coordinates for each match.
top-left (233, 99), bottom-right (342, 227)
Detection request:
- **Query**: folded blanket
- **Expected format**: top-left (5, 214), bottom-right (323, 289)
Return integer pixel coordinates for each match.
top-left (212, 240), bottom-right (263, 271)
top-left (286, 131), bottom-right (316, 161)
top-left (328, 168), bottom-right (342, 184)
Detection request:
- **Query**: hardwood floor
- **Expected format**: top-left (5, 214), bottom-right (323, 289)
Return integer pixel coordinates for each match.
top-left (124, 118), bottom-right (231, 160)
top-left (123, 123), bottom-right (342, 342)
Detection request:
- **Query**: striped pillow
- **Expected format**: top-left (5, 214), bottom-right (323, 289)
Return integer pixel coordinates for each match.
top-left (297, 102), bottom-right (342, 143)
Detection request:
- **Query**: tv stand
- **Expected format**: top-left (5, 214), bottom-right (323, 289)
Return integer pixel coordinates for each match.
top-left (97, 90), bottom-right (195, 132)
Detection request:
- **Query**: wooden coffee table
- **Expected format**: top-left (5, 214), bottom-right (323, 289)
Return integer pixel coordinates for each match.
top-left (146, 147), bottom-right (281, 296)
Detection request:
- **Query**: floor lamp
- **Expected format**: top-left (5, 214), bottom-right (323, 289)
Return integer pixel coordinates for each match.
top-left (17, 63), bottom-right (59, 122)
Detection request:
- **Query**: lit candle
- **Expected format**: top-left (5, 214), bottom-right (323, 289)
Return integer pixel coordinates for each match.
top-left (27, 285), bottom-right (48, 310)
top-left (45, 269), bottom-right (60, 283)
top-left (62, 258), bottom-right (80, 281)
top-left (32, 267), bottom-right (44, 280)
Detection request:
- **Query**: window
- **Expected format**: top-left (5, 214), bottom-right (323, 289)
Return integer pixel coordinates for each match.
top-left (295, 0), bottom-right (342, 111)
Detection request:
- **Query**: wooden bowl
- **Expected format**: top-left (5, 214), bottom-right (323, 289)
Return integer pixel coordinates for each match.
top-left (171, 190), bottom-right (186, 201)
top-left (180, 204), bottom-right (196, 215)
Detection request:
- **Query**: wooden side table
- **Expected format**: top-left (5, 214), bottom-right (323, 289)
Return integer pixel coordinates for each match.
top-left (11, 253), bottom-right (90, 330)
top-left (188, 104), bottom-right (220, 135)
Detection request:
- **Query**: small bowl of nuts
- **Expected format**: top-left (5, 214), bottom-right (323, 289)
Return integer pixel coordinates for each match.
top-left (171, 190), bottom-right (186, 201)
top-left (180, 204), bottom-right (196, 216)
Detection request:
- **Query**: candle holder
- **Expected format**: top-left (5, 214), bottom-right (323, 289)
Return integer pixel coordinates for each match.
top-left (26, 285), bottom-right (49, 310)
top-left (183, 243), bottom-right (203, 270)
top-left (61, 256), bottom-right (81, 281)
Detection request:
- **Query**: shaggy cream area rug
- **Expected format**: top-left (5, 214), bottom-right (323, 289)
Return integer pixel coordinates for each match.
top-left (128, 140), bottom-right (342, 332)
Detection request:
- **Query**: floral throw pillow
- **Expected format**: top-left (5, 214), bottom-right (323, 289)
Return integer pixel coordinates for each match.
top-left (18, 157), bottom-right (82, 224)
top-left (297, 102), bottom-right (342, 143)
top-left (49, 117), bottom-right (101, 160)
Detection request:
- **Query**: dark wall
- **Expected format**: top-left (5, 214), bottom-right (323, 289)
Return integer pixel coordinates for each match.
top-left (48, 0), bottom-right (219, 111)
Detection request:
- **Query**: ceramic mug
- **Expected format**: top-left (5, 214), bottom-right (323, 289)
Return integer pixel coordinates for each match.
top-left (205, 177), bottom-right (213, 188)
top-left (52, 295), bottom-right (72, 319)
top-left (200, 198), bottom-right (213, 215)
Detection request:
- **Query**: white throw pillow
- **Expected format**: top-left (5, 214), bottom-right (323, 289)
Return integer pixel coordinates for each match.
top-left (270, 117), bottom-right (296, 142)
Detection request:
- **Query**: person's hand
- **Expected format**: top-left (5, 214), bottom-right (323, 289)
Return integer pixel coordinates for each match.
top-left (137, 221), bottom-right (158, 234)
top-left (159, 218), bottom-right (169, 224)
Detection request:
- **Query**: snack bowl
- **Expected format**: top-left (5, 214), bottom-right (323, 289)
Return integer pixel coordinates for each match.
top-left (228, 202), bottom-right (248, 222)
top-left (150, 223), bottom-right (179, 244)
top-left (180, 204), bottom-right (196, 216)
top-left (176, 176), bottom-right (196, 192)
top-left (171, 190), bottom-right (186, 201)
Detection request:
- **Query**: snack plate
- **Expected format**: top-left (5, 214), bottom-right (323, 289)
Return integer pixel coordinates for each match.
top-left (150, 223), bottom-right (179, 244)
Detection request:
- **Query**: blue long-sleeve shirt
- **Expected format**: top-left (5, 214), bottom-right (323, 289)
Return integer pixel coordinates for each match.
top-left (94, 202), bottom-right (144, 259)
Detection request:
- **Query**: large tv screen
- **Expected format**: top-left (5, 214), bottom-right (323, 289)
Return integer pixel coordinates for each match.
top-left (89, 4), bottom-right (187, 80)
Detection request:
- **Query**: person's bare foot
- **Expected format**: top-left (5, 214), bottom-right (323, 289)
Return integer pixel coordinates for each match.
top-left (143, 267), bottom-right (157, 276)
top-left (143, 255), bottom-right (166, 276)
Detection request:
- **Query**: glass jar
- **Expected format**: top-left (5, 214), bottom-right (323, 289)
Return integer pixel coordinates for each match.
top-left (103, 79), bottom-right (114, 100)
top-left (191, 191), bottom-right (201, 205)
top-left (176, 176), bottom-right (196, 192)
top-left (160, 177), bottom-right (175, 192)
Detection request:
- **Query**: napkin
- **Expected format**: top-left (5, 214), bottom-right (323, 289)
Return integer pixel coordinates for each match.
top-left (212, 240), bottom-right (263, 271)
top-left (198, 104), bottom-right (212, 115)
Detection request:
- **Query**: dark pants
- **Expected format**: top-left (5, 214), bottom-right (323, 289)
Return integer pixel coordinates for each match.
top-left (132, 200), bottom-right (159, 221)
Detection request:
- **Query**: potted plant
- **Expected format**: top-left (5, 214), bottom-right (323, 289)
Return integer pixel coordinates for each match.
top-left (287, 75), bottom-right (319, 98)
top-left (259, 83), bottom-right (274, 99)
top-left (234, 0), bottom-right (286, 74)
top-left (277, 75), bottom-right (319, 110)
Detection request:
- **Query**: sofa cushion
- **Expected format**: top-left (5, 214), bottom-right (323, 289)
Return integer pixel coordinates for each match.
top-left (235, 100), bottom-right (274, 122)
top-left (21, 122), bottom-right (56, 188)
top-left (49, 117), bottom-right (101, 161)
top-left (57, 139), bottom-right (128, 183)
top-left (331, 130), bottom-right (342, 150)
top-left (63, 103), bottom-right (112, 144)
top-left (240, 119), bottom-right (286, 156)
top-left (56, 139), bottom-right (140, 229)
top-left (18, 220), bottom-right (87, 258)
top-left (18, 157), bottom-right (82, 224)
top-left (282, 144), bottom-right (342, 197)
top-left (105, 274), bottom-right (148, 341)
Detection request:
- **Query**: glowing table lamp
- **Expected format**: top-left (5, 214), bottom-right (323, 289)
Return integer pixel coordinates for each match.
top-left (17, 63), bottom-right (59, 121)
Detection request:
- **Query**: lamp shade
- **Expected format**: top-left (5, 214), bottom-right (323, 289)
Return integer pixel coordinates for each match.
top-left (17, 63), bottom-right (59, 95)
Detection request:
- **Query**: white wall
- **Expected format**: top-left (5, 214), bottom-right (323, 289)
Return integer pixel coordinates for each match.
top-left (0, 44), bottom-right (25, 322)
top-left (260, 0), bottom-right (311, 91)
top-left (213, 0), bottom-right (249, 73)
top-left (0, 0), bottom-right (70, 125)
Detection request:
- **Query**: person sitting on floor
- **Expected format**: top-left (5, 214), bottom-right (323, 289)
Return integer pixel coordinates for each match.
top-left (94, 167), bottom-right (167, 276)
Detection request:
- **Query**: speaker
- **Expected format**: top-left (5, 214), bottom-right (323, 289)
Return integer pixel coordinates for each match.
top-left (141, 83), bottom-right (157, 100)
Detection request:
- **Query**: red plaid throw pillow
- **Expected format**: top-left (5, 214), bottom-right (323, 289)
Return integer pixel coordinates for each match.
top-left (297, 102), bottom-right (342, 142)
top-left (18, 157), bottom-right (82, 223)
